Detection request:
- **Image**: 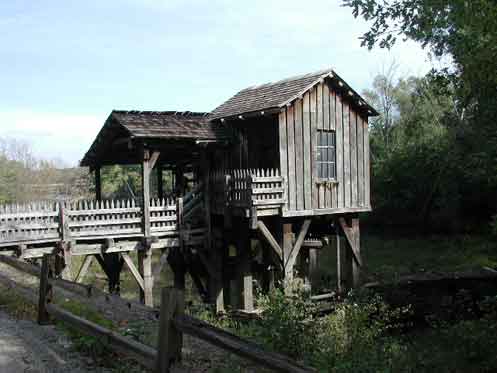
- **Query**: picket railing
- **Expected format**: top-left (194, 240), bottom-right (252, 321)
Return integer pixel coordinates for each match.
top-left (0, 196), bottom-right (201, 247)
top-left (209, 168), bottom-right (286, 215)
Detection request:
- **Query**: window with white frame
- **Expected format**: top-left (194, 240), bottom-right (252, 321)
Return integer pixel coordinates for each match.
top-left (316, 129), bottom-right (336, 180)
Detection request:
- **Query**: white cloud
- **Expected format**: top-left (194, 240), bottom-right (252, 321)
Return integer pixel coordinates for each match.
top-left (0, 111), bottom-right (106, 167)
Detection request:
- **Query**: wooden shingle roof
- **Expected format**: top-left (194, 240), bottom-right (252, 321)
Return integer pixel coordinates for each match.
top-left (80, 110), bottom-right (230, 167)
top-left (209, 68), bottom-right (378, 120)
top-left (112, 110), bottom-right (227, 140)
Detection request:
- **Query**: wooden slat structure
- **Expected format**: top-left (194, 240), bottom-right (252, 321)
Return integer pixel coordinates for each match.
top-left (2, 67), bottom-right (378, 312)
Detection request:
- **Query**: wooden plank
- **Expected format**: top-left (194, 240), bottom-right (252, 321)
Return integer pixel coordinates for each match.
top-left (342, 101), bottom-right (351, 207)
top-left (37, 255), bottom-right (51, 324)
top-left (357, 113), bottom-right (365, 207)
top-left (294, 99), bottom-right (304, 210)
top-left (75, 255), bottom-right (93, 283)
top-left (279, 111), bottom-right (288, 212)
top-left (256, 220), bottom-right (282, 261)
top-left (336, 92), bottom-right (344, 208)
top-left (122, 252), bottom-right (145, 291)
top-left (363, 116), bottom-right (371, 207)
top-left (286, 106), bottom-right (297, 211)
top-left (142, 150), bottom-right (151, 237)
top-left (303, 91), bottom-right (312, 210)
top-left (155, 287), bottom-right (184, 372)
top-left (310, 86), bottom-right (318, 209)
top-left (317, 82), bottom-right (323, 130)
top-left (173, 314), bottom-right (315, 373)
top-left (46, 303), bottom-right (156, 369)
top-left (328, 90), bottom-right (336, 208)
top-left (350, 109), bottom-right (358, 207)
top-left (323, 83), bottom-right (330, 130)
top-left (285, 219), bottom-right (311, 273)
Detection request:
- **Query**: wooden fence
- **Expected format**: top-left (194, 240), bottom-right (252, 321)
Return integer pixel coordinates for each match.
top-left (36, 253), bottom-right (314, 373)
top-left (0, 196), bottom-right (203, 248)
top-left (209, 168), bottom-right (286, 216)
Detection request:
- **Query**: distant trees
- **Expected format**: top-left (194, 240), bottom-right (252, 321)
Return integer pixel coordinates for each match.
top-left (343, 0), bottom-right (497, 232)
top-left (0, 137), bottom-right (92, 204)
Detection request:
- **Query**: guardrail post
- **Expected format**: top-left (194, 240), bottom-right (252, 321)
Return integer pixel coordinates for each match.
top-left (37, 254), bottom-right (53, 325)
top-left (155, 287), bottom-right (184, 373)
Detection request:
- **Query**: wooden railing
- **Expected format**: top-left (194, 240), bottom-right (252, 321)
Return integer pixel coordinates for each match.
top-left (34, 254), bottom-right (314, 373)
top-left (209, 168), bottom-right (286, 215)
top-left (0, 196), bottom-right (202, 248)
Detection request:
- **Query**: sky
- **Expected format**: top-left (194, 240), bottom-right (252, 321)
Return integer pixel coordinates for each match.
top-left (0, 0), bottom-right (432, 166)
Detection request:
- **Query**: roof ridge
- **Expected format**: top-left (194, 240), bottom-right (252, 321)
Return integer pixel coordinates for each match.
top-left (112, 110), bottom-right (208, 117)
top-left (244, 67), bottom-right (334, 91)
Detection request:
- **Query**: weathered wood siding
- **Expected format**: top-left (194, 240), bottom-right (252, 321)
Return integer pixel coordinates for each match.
top-left (279, 81), bottom-right (371, 215)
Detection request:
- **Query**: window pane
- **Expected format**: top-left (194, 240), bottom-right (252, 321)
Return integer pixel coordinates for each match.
top-left (329, 162), bottom-right (336, 179)
top-left (330, 132), bottom-right (336, 147)
top-left (321, 163), bottom-right (328, 178)
top-left (327, 147), bottom-right (334, 162)
top-left (316, 148), bottom-right (322, 162)
top-left (320, 132), bottom-right (327, 146)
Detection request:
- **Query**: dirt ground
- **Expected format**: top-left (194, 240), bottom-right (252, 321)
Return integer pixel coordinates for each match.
top-left (0, 309), bottom-right (109, 373)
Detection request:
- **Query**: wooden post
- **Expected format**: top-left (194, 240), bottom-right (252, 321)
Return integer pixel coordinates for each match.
top-left (336, 228), bottom-right (343, 293)
top-left (155, 287), bottom-right (184, 373)
top-left (95, 165), bottom-right (102, 201)
top-left (309, 248), bottom-right (318, 290)
top-left (239, 229), bottom-right (253, 312)
top-left (338, 216), bottom-right (362, 290)
top-left (142, 150), bottom-right (152, 237)
top-left (37, 254), bottom-right (52, 325)
top-left (282, 222), bottom-right (293, 295)
top-left (58, 202), bottom-right (72, 280)
top-left (157, 166), bottom-right (164, 200)
top-left (138, 243), bottom-right (154, 306)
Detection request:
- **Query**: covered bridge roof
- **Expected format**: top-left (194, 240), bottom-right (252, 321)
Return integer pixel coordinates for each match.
top-left (209, 68), bottom-right (379, 120)
top-left (81, 110), bottom-right (230, 167)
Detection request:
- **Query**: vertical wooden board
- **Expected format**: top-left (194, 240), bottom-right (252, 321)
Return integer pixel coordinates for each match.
top-left (286, 106), bottom-right (297, 211)
top-left (294, 99), bottom-right (304, 210)
top-left (303, 91), bottom-right (312, 210)
top-left (350, 109), bottom-right (358, 207)
top-left (342, 101), bottom-right (351, 207)
top-left (357, 113), bottom-right (364, 207)
top-left (278, 111), bottom-right (289, 211)
top-left (317, 83), bottom-right (323, 130)
top-left (363, 116), bottom-right (371, 207)
top-left (336, 92), bottom-right (344, 208)
top-left (310, 86), bottom-right (319, 209)
top-left (330, 89), bottom-right (336, 131)
top-left (323, 83), bottom-right (330, 130)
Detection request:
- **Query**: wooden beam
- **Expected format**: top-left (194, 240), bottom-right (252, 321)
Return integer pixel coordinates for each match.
top-left (122, 252), bottom-right (145, 291)
top-left (285, 219), bottom-right (311, 272)
top-left (75, 254), bottom-right (93, 283)
top-left (142, 149), bottom-right (152, 237)
top-left (148, 151), bottom-right (160, 171)
top-left (256, 220), bottom-right (282, 262)
top-left (338, 217), bottom-right (362, 266)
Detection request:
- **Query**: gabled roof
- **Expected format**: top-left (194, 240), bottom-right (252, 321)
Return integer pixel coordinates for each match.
top-left (209, 68), bottom-right (379, 120)
top-left (80, 110), bottom-right (230, 167)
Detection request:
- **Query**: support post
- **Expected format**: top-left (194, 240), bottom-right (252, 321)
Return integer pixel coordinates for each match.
top-left (338, 216), bottom-right (361, 289)
top-left (282, 223), bottom-right (293, 295)
top-left (95, 165), bottom-right (102, 201)
top-left (239, 231), bottom-right (253, 312)
top-left (37, 254), bottom-right (52, 325)
top-left (155, 287), bottom-right (184, 373)
top-left (142, 150), bottom-right (152, 237)
top-left (138, 243), bottom-right (154, 306)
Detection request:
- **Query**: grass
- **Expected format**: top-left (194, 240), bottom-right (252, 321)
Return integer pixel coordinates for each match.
top-left (315, 232), bottom-right (497, 289)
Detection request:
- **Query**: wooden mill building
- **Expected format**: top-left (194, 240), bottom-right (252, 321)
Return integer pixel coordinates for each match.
top-left (0, 68), bottom-right (378, 311)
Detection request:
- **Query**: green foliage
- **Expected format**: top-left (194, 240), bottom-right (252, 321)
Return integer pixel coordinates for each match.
top-left (343, 0), bottom-right (497, 231)
top-left (256, 289), bottom-right (317, 359)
